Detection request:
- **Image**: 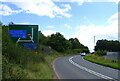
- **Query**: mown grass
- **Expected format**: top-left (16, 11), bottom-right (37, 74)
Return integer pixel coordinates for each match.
top-left (84, 54), bottom-right (120, 69)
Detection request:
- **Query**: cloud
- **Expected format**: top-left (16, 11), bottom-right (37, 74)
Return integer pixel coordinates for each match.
top-left (0, 4), bottom-right (22, 16)
top-left (42, 30), bottom-right (57, 36)
top-left (57, 16), bottom-right (62, 19)
top-left (108, 0), bottom-right (120, 4)
top-left (52, 0), bottom-right (119, 5)
top-left (63, 4), bottom-right (71, 10)
top-left (64, 24), bottom-right (72, 29)
top-left (42, 30), bottom-right (64, 36)
top-left (70, 13), bottom-right (118, 52)
top-left (46, 25), bottom-right (54, 28)
top-left (1, 0), bottom-right (72, 18)
top-left (16, 22), bottom-right (30, 24)
top-left (107, 12), bottom-right (119, 24)
top-left (1, 0), bottom-right (118, 17)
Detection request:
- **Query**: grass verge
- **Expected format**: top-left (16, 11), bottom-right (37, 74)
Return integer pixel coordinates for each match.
top-left (84, 54), bottom-right (120, 70)
top-left (24, 53), bottom-right (78, 79)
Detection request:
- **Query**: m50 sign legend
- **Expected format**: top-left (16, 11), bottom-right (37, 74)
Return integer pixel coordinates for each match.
top-left (9, 25), bottom-right (39, 52)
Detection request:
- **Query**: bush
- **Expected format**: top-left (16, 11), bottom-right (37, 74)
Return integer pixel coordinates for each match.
top-left (95, 50), bottom-right (107, 56)
top-left (2, 55), bottom-right (27, 79)
top-left (72, 49), bottom-right (82, 53)
top-left (64, 49), bottom-right (82, 54)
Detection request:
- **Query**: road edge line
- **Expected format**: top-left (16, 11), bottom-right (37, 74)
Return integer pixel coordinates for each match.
top-left (52, 57), bottom-right (61, 79)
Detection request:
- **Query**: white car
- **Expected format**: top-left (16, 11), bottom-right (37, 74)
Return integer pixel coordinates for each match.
top-left (81, 53), bottom-right (86, 56)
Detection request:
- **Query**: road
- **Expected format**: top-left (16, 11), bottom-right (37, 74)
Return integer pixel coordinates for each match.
top-left (53, 55), bottom-right (119, 80)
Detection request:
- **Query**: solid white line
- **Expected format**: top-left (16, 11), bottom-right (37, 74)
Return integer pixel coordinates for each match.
top-left (69, 56), bottom-right (117, 80)
top-left (52, 59), bottom-right (61, 79)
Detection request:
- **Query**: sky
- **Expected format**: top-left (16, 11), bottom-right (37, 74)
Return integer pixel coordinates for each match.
top-left (0, 0), bottom-right (119, 52)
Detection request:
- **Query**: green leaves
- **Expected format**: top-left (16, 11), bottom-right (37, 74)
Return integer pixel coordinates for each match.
top-left (47, 32), bottom-right (71, 52)
top-left (42, 32), bottom-right (90, 53)
top-left (69, 38), bottom-right (90, 53)
top-left (95, 50), bottom-right (107, 56)
top-left (95, 39), bottom-right (120, 52)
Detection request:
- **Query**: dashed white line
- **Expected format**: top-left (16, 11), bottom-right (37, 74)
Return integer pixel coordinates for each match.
top-left (69, 56), bottom-right (117, 81)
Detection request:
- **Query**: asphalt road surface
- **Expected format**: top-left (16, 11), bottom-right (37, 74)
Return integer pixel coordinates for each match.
top-left (53, 55), bottom-right (119, 80)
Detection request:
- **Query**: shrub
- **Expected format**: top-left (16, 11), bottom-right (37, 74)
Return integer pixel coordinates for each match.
top-left (95, 50), bottom-right (107, 56)
top-left (73, 49), bottom-right (82, 53)
top-left (2, 55), bottom-right (27, 79)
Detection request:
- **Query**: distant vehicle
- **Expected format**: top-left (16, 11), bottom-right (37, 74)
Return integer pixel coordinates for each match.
top-left (81, 53), bottom-right (86, 56)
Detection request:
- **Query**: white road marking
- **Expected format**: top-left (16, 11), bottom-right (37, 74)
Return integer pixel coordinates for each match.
top-left (52, 58), bottom-right (61, 79)
top-left (69, 56), bottom-right (117, 81)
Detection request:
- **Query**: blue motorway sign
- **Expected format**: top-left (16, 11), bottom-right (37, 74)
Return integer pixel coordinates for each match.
top-left (9, 25), bottom-right (38, 52)
top-left (9, 30), bottom-right (27, 38)
top-left (23, 43), bottom-right (38, 51)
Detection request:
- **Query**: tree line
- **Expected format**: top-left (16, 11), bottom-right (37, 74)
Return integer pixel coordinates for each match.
top-left (95, 39), bottom-right (120, 52)
top-left (39, 31), bottom-right (90, 53)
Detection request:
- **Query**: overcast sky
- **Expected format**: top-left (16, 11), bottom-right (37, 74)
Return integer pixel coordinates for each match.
top-left (0, 0), bottom-right (119, 52)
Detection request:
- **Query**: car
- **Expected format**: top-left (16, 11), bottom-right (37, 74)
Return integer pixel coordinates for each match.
top-left (81, 53), bottom-right (86, 56)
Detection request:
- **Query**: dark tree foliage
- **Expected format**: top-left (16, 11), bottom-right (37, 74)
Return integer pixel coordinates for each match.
top-left (39, 31), bottom-right (49, 45)
top-left (69, 38), bottom-right (90, 53)
top-left (69, 38), bottom-right (81, 49)
top-left (83, 46), bottom-right (90, 53)
top-left (95, 39), bottom-right (120, 52)
top-left (47, 32), bottom-right (72, 52)
top-left (39, 32), bottom-right (90, 53)
top-left (9, 21), bottom-right (14, 25)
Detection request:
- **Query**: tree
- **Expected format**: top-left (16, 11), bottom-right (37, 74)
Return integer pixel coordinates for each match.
top-left (69, 38), bottom-right (81, 49)
top-left (47, 32), bottom-right (72, 52)
top-left (9, 22), bottom-right (14, 25)
top-left (83, 46), bottom-right (90, 53)
top-left (69, 38), bottom-right (90, 53)
top-left (95, 39), bottom-right (120, 52)
top-left (0, 20), bottom-right (2, 25)
top-left (39, 31), bottom-right (48, 45)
